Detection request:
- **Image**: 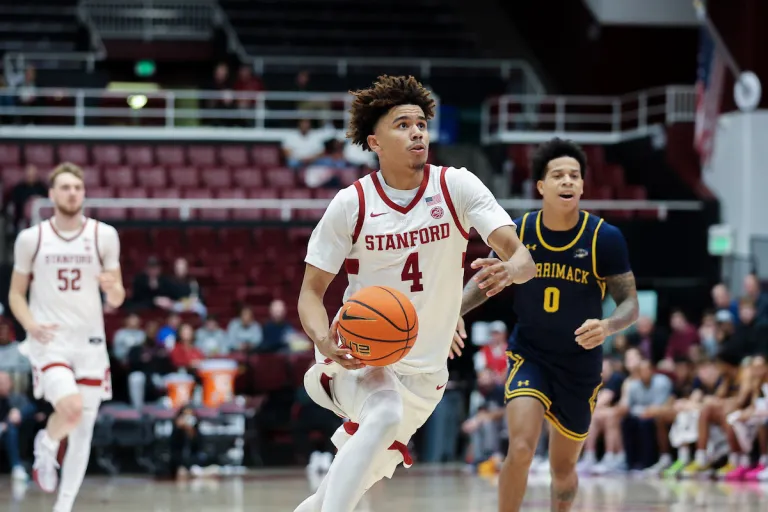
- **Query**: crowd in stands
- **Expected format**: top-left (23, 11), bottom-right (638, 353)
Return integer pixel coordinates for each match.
top-left (463, 274), bottom-right (768, 482)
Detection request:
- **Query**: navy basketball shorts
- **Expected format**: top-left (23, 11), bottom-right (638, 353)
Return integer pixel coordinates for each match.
top-left (504, 350), bottom-right (602, 442)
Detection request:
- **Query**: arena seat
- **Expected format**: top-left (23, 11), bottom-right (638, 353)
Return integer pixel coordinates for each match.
top-left (168, 167), bottom-right (200, 188)
top-left (0, 144), bottom-right (21, 165)
top-left (187, 146), bottom-right (217, 167)
top-left (103, 166), bottom-right (135, 188)
top-left (58, 144), bottom-right (89, 166)
top-left (92, 144), bottom-right (123, 166)
top-left (124, 145), bottom-right (155, 167)
top-left (200, 167), bottom-right (233, 189)
top-left (219, 145), bottom-right (249, 167)
top-left (155, 145), bottom-right (186, 166)
top-left (232, 167), bottom-right (264, 188)
top-left (135, 166), bottom-right (167, 189)
top-left (24, 144), bottom-right (55, 167)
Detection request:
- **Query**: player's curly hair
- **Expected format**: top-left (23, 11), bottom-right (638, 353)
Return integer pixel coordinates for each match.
top-left (531, 138), bottom-right (587, 181)
top-left (346, 75), bottom-right (436, 151)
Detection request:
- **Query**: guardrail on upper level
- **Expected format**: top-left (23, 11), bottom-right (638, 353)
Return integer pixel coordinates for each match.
top-left (0, 88), bottom-right (440, 141)
top-left (481, 85), bottom-right (697, 144)
top-left (80, 0), bottom-right (218, 40)
top-left (29, 197), bottom-right (703, 226)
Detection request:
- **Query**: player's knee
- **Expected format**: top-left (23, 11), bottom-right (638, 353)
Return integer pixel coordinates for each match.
top-left (363, 391), bottom-right (403, 438)
top-left (505, 437), bottom-right (537, 466)
top-left (549, 457), bottom-right (578, 480)
top-left (56, 394), bottom-right (83, 426)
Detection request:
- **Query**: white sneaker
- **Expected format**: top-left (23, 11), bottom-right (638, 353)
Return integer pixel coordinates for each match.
top-left (32, 431), bottom-right (59, 493)
top-left (320, 452), bottom-right (334, 472)
top-left (757, 466), bottom-right (768, 481)
top-left (11, 465), bottom-right (28, 481)
top-left (307, 451), bottom-right (322, 472)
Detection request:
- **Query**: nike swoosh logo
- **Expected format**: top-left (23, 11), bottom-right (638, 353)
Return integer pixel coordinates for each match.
top-left (341, 309), bottom-right (375, 321)
top-left (436, 383), bottom-right (447, 390)
top-left (370, 212), bottom-right (388, 218)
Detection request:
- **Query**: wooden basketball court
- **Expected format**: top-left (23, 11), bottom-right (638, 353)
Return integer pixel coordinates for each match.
top-left (3, 465), bottom-right (767, 511)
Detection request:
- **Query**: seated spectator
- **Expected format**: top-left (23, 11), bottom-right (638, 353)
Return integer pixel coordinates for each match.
top-left (234, 64), bottom-right (264, 118)
top-left (619, 359), bottom-right (673, 470)
top-left (227, 306), bottom-right (262, 352)
top-left (473, 321), bottom-right (508, 383)
top-left (589, 347), bottom-right (642, 474)
top-left (579, 358), bottom-right (627, 474)
top-left (681, 349), bottom-right (744, 477)
top-left (170, 406), bottom-right (216, 478)
top-left (127, 328), bottom-right (173, 409)
top-left (626, 316), bottom-right (666, 363)
top-left (726, 299), bottom-right (768, 360)
top-left (5, 164), bottom-right (46, 233)
top-left (111, 313), bottom-right (145, 364)
top-left (711, 283), bottom-right (739, 323)
top-left (195, 316), bottom-right (229, 357)
top-left (170, 324), bottom-right (205, 371)
top-left (303, 139), bottom-right (350, 189)
top-left (260, 299), bottom-right (293, 353)
top-left (461, 369), bottom-right (505, 469)
top-left (0, 371), bottom-right (30, 480)
top-left (282, 119), bottom-right (326, 169)
top-left (663, 310), bottom-right (699, 363)
top-left (130, 256), bottom-right (177, 311)
top-left (718, 354), bottom-right (768, 481)
top-left (0, 323), bottom-right (29, 375)
top-left (205, 62), bottom-right (236, 127)
top-left (743, 273), bottom-right (768, 326)
top-left (168, 257), bottom-right (207, 318)
top-left (664, 357), bottom-right (723, 477)
top-left (157, 313), bottom-right (182, 349)
top-left (698, 310), bottom-right (718, 358)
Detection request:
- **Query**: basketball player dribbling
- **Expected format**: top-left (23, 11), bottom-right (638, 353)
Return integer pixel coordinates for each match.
top-left (8, 163), bottom-right (124, 512)
top-left (294, 75), bottom-right (537, 512)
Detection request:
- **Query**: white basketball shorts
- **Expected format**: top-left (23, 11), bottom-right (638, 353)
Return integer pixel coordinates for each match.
top-left (20, 337), bottom-right (112, 407)
top-left (304, 358), bottom-right (448, 484)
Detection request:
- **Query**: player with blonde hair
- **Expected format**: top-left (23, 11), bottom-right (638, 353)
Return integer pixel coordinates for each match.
top-left (9, 163), bottom-right (124, 512)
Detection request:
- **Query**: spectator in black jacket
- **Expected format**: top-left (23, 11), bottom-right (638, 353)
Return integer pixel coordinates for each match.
top-left (130, 256), bottom-right (177, 311)
top-left (0, 371), bottom-right (30, 480)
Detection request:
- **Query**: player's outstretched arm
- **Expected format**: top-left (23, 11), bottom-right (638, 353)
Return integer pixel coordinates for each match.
top-left (298, 264), bottom-right (364, 370)
top-left (470, 225), bottom-right (536, 297)
top-left (603, 271), bottom-right (640, 335)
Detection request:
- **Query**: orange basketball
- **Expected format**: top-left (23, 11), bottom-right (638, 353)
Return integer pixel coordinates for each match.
top-left (337, 286), bottom-right (419, 366)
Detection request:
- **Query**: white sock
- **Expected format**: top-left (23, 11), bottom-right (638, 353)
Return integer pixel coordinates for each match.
top-left (739, 454), bottom-right (751, 467)
top-left (728, 453), bottom-right (739, 467)
top-left (53, 408), bottom-right (98, 512)
top-left (659, 453), bottom-right (672, 465)
top-left (678, 446), bottom-right (691, 464)
top-left (695, 449), bottom-right (707, 466)
top-left (42, 430), bottom-right (60, 452)
top-left (320, 390), bottom-right (402, 512)
top-left (582, 450), bottom-right (596, 463)
top-left (614, 451), bottom-right (626, 463)
top-left (760, 454), bottom-right (768, 466)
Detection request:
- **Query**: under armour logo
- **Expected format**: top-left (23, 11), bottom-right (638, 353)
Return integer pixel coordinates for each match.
top-left (526, 244), bottom-right (537, 251)
top-left (517, 380), bottom-right (529, 387)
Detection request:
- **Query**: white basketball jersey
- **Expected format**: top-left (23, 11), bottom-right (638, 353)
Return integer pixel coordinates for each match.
top-left (343, 165), bottom-right (470, 374)
top-left (29, 218), bottom-right (107, 343)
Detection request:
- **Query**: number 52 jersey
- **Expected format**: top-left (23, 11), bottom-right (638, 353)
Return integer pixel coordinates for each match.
top-left (305, 165), bottom-right (514, 375)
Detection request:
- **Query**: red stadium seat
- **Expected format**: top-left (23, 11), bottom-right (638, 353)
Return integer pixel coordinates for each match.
top-left (150, 189), bottom-right (182, 220)
top-left (103, 166), bottom-right (135, 188)
top-left (187, 146), bottom-right (217, 167)
top-left (135, 166), bottom-right (168, 189)
top-left (168, 167), bottom-right (199, 188)
top-left (124, 145), bottom-right (154, 167)
top-left (251, 145), bottom-right (281, 167)
top-left (92, 145), bottom-right (123, 166)
top-left (57, 144), bottom-right (89, 166)
top-left (232, 168), bottom-right (264, 188)
top-left (200, 167), bottom-right (232, 189)
top-left (0, 144), bottom-right (20, 166)
top-left (155, 145), bottom-right (186, 166)
top-left (219, 146), bottom-right (249, 167)
top-left (24, 144), bottom-right (55, 167)
top-left (265, 167), bottom-right (296, 189)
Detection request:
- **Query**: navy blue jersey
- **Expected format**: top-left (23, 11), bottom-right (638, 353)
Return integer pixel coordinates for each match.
top-left (493, 210), bottom-right (630, 376)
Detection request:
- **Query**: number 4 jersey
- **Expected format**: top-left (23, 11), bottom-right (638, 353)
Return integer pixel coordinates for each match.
top-left (305, 165), bottom-right (514, 375)
top-left (13, 217), bottom-right (120, 346)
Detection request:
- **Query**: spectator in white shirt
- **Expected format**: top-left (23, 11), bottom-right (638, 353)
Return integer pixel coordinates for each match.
top-left (282, 119), bottom-right (326, 169)
top-left (227, 306), bottom-right (263, 352)
top-left (195, 316), bottom-right (229, 357)
top-left (112, 314), bottom-right (146, 363)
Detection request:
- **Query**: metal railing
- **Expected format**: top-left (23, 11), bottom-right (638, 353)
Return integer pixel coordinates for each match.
top-left (0, 88), bottom-right (441, 140)
top-left (80, 0), bottom-right (218, 40)
top-left (2, 1), bottom-right (107, 79)
top-left (30, 197), bottom-right (703, 226)
top-left (481, 86), bottom-right (697, 144)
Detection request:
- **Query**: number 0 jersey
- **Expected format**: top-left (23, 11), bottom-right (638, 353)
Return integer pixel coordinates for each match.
top-left (305, 164), bottom-right (514, 375)
top-left (502, 210), bottom-right (630, 376)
